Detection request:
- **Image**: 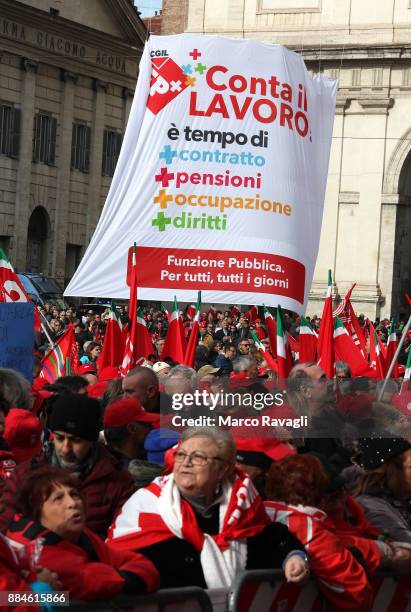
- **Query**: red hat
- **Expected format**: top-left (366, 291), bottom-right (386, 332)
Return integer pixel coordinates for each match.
top-left (31, 387), bottom-right (52, 416)
top-left (78, 363), bottom-right (97, 375)
top-left (87, 381), bottom-right (109, 399)
top-left (98, 366), bottom-right (119, 382)
top-left (235, 437), bottom-right (295, 463)
top-left (4, 408), bottom-right (42, 464)
top-left (103, 398), bottom-right (160, 428)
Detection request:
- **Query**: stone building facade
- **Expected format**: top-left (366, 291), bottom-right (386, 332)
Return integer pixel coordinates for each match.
top-left (0, 0), bottom-right (145, 287)
top-left (168, 0), bottom-right (411, 319)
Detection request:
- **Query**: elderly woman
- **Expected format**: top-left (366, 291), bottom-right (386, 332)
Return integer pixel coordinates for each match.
top-left (6, 466), bottom-right (159, 600)
top-left (108, 427), bottom-right (308, 589)
top-left (354, 437), bottom-right (411, 543)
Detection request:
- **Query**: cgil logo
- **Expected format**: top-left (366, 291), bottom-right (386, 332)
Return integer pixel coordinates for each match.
top-left (150, 50), bottom-right (169, 57)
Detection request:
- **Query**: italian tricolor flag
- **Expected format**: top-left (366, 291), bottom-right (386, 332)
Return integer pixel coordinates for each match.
top-left (386, 319), bottom-right (399, 378)
top-left (183, 292), bottom-right (201, 368)
top-left (121, 243), bottom-right (138, 376)
top-left (299, 316), bottom-right (317, 363)
top-left (263, 305), bottom-right (277, 358)
top-left (276, 305), bottom-right (293, 384)
top-left (0, 248), bottom-right (41, 332)
top-left (162, 296), bottom-right (186, 363)
top-left (317, 270), bottom-right (335, 378)
top-left (250, 330), bottom-right (277, 372)
top-left (401, 348), bottom-right (411, 394)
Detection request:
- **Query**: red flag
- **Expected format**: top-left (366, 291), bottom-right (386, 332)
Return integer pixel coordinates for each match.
top-left (161, 297), bottom-right (185, 363)
top-left (0, 248), bottom-right (41, 332)
top-left (230, 305), bottom-right (240, 318)
top-left (333, 283), bottom-right (367, 357)
top-left (317, 270), bottom-right (335, 378)
top-left (206, 305), bottom-right (216, 322)
top-left (183, 292), bottom-right (201, 368)
top-left (40, 324), bottom-right (78, 383)
top-left (369, 321), bottom-right (386, 377)
top-left (298, 316), bottom-right (318, 363)
top-left (121, 244), bottom-right (138, 375)
top-left (136, 307), bottom-right (155, 360)
top-left (244, 305), bottom-right (258, 323)
top-left (97, 301), bottom-right (124, 371)
top-left (186, 304), bottom-right (196, 320)
top-left (333, 317), bottom-right (373, 376)
top-left (405, 293), bottom-right (411, 307)
top-left (263, 305), bottom-right (277, 358)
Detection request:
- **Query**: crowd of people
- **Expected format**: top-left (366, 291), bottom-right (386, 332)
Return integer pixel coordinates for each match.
top-left (0, 300), bottom-right (411, 610)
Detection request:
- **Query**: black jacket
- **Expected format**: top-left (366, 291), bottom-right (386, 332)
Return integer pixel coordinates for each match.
top-left (137, 517), bottom-right (304, 589)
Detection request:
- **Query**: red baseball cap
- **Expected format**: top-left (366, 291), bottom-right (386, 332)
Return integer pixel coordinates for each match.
top-left (103, 398), bottom-right (160, 428)
top-left (4, 408), bottom-right (42, 464)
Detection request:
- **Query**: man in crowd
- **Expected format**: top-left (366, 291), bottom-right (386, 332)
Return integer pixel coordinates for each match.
top-left (0, 394), bottom-right (135, 537)
top-left (286, 362), bottom-right (351, 469)
top-left (122, 366), bottom-right (169, 413)
top-left (103, 397), bottom-right (162, 488)
top-left (214, 343), bottom-right (236, 376)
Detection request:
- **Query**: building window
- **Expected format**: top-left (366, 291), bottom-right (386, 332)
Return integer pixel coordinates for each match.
top-left (33, 113), bottom-right (57, 164)
top-left (0, 104), bottom-right (20, 158)
top-left (71, 123), bottom-right (91, 173)
top-left (0, 236), bottom-right (10, 254)
top-left (102, 130), bottom-right (122, 177)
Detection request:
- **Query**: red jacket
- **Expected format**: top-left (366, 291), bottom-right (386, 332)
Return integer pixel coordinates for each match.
top-left (0, 533), bottom-right (38, 612)
top-left (323, 495), bottom-right (382, 575)
top-left (265, 501), bottom-right (373, 611)
top-left (0, 444), bottom-right (136, 538)
top-left (6, 518), bottom-right (159, 600)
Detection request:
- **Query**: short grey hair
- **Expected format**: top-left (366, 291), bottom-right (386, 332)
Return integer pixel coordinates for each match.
top-left (163, 365), bottom-right (198, 393)
top-left (181, 426), bottom-right (236, 464)
top-left (0, 368), bottom-right (31, 410)
top-left (232, 356), bottom-right (252, 374)
top-left (335, 361), bottom-right (351, 378)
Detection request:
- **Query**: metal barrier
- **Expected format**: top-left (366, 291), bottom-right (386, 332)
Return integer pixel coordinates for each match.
top-left (66, 569), bottom-right (411, 612)
top-left (226, 569), bottom-right (411, 612)
top-left (68, 586), bottom-right (213, 612)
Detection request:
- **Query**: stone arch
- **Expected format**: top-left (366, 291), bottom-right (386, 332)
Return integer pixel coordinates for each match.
top-left (389, 146), bottom-right (411, 314)
top-left (383, 125), bottom-right (411, 195)
top-left (26, 206), bottom-right (51, 274)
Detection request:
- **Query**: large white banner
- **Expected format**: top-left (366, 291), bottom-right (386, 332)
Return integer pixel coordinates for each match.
top-left (65, 34), bottom-right (337, 314)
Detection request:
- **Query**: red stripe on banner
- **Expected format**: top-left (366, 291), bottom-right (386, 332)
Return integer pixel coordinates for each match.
top-left (127, 247), bottom-right (306, 304)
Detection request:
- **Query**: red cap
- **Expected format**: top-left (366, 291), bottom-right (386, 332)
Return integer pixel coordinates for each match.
top-left (78, 363), bottom-right (97, 375)
top-left (98, 366), bottom-right (119, 382)
top-left (235, 437), bottom-right (295, 462)
top-left (103, 398), bottom-right (160, 428)
top-left (87, 381), bottom-right (109, 399)
top-left (4, 409), bottom-right (42, 464)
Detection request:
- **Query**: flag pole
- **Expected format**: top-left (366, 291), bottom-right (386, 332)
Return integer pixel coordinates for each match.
top-left (37, 306), bottom-right (54, 347)
top-left (377, 313), bottom-right (411, 400)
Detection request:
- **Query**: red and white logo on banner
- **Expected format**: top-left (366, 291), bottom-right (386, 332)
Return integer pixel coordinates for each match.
top-left (147, 56), bottom-right (189, 115)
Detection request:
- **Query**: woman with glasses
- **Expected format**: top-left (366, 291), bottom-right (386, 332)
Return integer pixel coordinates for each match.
top-left (108, 427), bottom-right (309, 589)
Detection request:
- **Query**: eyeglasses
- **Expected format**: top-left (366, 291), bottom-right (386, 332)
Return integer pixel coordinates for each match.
top-left (174, 450), bottom-right (225, 466)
